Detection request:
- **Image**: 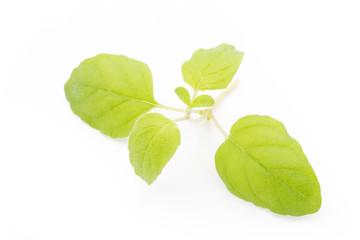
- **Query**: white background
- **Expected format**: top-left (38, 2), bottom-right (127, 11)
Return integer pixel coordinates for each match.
top-left (1, 0), bottom-right (359, 239)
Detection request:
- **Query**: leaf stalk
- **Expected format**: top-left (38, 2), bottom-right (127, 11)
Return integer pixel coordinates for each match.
top-left (209, 111), bottom-right (229, 138)
top-left (157, 104), bottom-right (185, 113)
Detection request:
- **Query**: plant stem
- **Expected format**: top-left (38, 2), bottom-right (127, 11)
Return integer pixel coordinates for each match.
top-left (212, 78), bottom-right (239, 109)
top-left (172, 116), bottom-right (189, 122)
top-left (159, 79), bottom-right (239, 118)
top-left (189, 110), bottom-right (209, 122)
top-left (190, 90), bottom-right (198, 103)
top-left (209, 112), bottom-right (229, 138)
top-left (157, 104), bottom-right (185, 113)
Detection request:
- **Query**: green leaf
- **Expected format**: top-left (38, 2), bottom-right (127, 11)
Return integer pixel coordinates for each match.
top-left (175, 87), bottom-right (191, 106)
top-left (182, 43), bottom-right (244, 92)
top-left (64, 54), bottom-right (158, 138)
top-left (128, 113), bottom-right (181, 184)
top-left (191, 94), bottom-right (215, 108)
top-left (215, 115), bottom-right (321, 216)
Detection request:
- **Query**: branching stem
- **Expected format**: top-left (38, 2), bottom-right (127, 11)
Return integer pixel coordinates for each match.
top-left (159, 79), bottom-right (239, 138)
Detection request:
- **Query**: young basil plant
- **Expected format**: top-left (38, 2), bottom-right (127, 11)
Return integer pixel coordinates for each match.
top-left (65, 43), bottom-right (321, 216)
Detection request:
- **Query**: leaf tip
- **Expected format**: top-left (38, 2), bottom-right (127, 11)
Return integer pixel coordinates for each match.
top-left (145, 178), bottom-right (155, 185)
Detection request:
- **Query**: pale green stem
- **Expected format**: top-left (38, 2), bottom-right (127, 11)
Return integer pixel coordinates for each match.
top-left (211, 78), bottom-right (239, 110)
top-left (159, 79), bottom-right (239, 121)
top-left (157, 104), bottom-right (185, 113)
top-left (190, 90), bottom-right (198, 103)
top-left (192, 109), bottom-right (201, 114)
top-left (172, 116), bottom-right (189, 122)
top-left (190, 109), bottom-right (211, 122)
top-left (209, 112), bottom-right (229, 138)
top-left (189, 113), bottom-right (208, 122)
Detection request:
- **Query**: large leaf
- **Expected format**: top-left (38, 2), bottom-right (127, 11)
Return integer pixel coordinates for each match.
top-left (215, 115), bottom-right (321, 216)
top-left (128, 113), bottom-right (181, 184)
top-left (65, 54), bottom-right (158, 138)
top-left (182, 43), bottom-right (244, 92)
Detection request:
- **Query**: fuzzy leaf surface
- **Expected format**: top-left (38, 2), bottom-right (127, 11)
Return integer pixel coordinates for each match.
top-left (182, 43), bottom-right (244, 91)
top-left (175, 87), bottom-right (191, 106)
top-left (191, 94), bottom-right (215, 108)
top-left (215, 115), bottom-right (321, 216)
top-left (64, 54), bottom-right (157, 138)
top-left (128, 113), bottom-right (181, 184)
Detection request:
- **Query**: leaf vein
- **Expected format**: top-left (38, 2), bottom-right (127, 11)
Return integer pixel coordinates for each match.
top-left (228, 138), bottom-right (306, 198)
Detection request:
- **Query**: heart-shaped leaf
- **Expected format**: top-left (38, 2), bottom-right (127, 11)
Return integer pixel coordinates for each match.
top-left (182, 43), bottom-right (244, 92)
top-left (65, 54), bottom-right (158, 138)
top-left (215, 115), bottom-right (321, 216)
top-left (128, 113), bottom-right (181, 184)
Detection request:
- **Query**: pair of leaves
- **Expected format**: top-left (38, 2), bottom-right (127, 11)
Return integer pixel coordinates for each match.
top-left (64, 54), bottom-right (181, 184)
top-left (65, 43), bottom-right (243, 184)
top-left (175, 87), bottom-right (214, 108)
top-left (215, 115), bottom-right (321, 216)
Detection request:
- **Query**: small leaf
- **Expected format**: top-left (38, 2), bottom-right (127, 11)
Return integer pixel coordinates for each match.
top-left (182, 43), bottom-right (244, 91)
top-left (128, 113), bottom-right (181, 184)
top-left (191, 94), bottom-right (215, 108)
top-left (215, 115), bottom-right (321, 216)
top-left (175, 87), bottom-right (191, 106)
top-left (64, 54), bottom-right (158, 138)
